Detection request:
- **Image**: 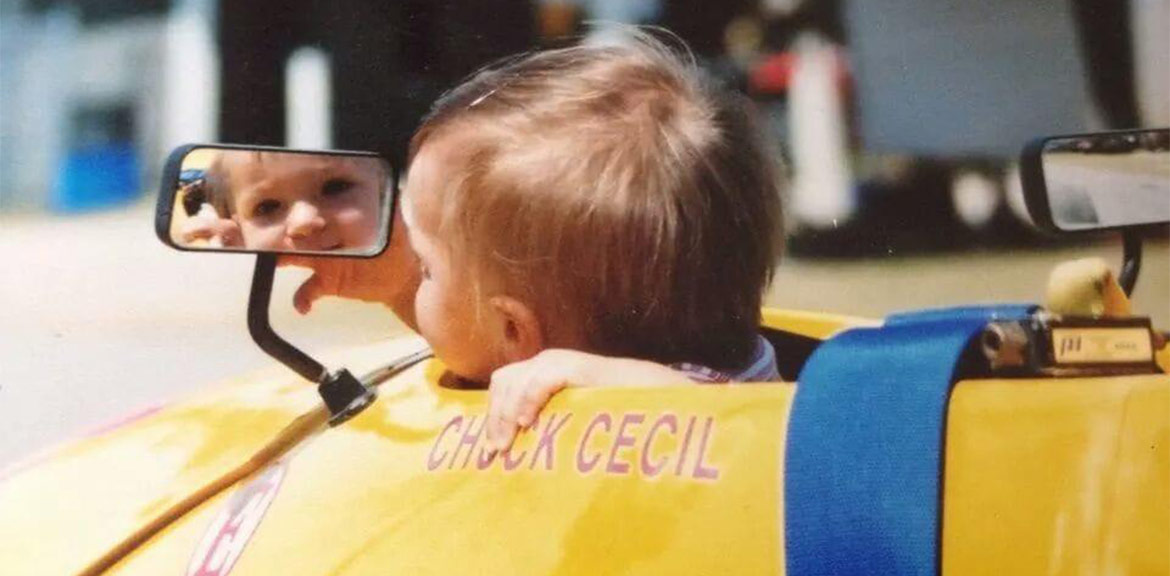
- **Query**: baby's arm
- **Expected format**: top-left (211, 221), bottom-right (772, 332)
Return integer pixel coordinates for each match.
top-left (278, 204), bottom-right (420, 329)
top-left (485, 349), bottom-right (693, 452)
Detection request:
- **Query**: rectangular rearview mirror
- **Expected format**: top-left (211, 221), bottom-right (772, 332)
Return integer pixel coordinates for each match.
top-left (156, 144), bottom-right (394, 256)
top-left (1021, 128), bottom-right (1170, 233)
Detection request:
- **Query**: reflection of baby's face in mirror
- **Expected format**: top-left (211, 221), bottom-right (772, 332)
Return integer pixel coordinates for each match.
top-left (210, 152), bottom-right (384, 252)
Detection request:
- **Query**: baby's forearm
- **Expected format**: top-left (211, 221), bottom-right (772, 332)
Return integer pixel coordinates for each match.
top-left (485, 349), bottom-right (698, 452)
top-left (571, 352), bottom-right (694, 388)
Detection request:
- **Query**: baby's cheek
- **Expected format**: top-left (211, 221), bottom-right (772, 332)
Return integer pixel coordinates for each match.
top-left (239, 219), bottom-right (287, 251)
top-left (333, 207), bottom-right (379, 244)
top-left (412, 285), bottom-right (438, 335)
top-left (415, 287), bottom-right (464, 364)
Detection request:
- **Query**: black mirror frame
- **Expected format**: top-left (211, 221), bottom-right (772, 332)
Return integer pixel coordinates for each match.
top-left (155, 143), bottom-right (396, 258)
top-left (1018, 135), bottom-right (1057, 234)
top-left (1019, 128), bottom-right (1170, 236)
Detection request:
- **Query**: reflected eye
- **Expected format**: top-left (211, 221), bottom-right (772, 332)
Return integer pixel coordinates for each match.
top-left (322, 178), bottom-right (355, 197)
top-left (253, 199), bottom-right (283, 217)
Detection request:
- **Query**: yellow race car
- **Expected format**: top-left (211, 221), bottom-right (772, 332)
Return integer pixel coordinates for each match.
top-left (1, 130), bottom-right (1166, 576)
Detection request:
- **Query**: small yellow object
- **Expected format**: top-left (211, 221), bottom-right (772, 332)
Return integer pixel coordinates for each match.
top-left (1046, 257), bottom-right (1132, 317)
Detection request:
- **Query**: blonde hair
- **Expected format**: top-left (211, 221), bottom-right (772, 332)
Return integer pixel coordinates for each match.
top-left (411, 32), bottom-right (784, 369)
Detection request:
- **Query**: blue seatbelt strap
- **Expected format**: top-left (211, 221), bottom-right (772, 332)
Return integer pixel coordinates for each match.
top-left (784, 305), bottom-right (1035, 576)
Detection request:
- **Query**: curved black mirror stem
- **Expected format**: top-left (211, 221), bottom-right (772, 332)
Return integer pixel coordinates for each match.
top-left (248, 255), bottom-right (327, 382)
top-left (1119, 230), bottom-right (1142, 297)
top-left (248, 255), bottom-right (376, 425)
top-left (249, 254), bottom-right (376, 426)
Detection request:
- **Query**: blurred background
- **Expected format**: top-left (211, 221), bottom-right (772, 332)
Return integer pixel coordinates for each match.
top-left (1, 0), bottom-right (1167, 465)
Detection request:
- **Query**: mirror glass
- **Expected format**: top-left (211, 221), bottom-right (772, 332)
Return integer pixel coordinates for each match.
top-left (1040, 129), bottom-right (1170, 231)
top-left (165, 146), bottom-right (392, 255)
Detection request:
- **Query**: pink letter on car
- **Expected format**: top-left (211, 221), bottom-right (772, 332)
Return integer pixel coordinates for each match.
top-left (641, 414), bottom-right (678, 478)
top-left (427, 416), bottom-right (462, 471)
top-left (576, 413), bottom-right (611, 474)
top-left (530, 413), bottom-right (572, 471)
top-left (606, 413), bottom-right (645, 475)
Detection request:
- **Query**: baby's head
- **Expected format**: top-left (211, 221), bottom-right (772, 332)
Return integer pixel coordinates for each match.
top-left (204, 151), bottom-right (386, 252)
top-left (403, 33), bottom-right (784, 381)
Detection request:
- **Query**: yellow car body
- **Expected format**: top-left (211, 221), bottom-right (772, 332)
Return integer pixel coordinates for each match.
top-left (1, 309), bottom-right (1166, 575)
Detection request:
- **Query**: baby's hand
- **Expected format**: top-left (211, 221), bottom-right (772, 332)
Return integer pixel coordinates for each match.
top-left (485, 350), bottom-right (690, 452)
top-left (486, 349), bottom-right (585, 453)
top-left (179, 204), bottom-right (243, 248)
top-left (278, 203), bottom-right (419, 325)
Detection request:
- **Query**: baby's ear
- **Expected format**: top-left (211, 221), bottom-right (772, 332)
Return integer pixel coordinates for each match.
top-left (488, 296), bottom-right (545, 364)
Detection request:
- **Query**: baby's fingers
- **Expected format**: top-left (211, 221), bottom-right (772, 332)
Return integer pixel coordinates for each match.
top-left (487, 366), bottom-right (530, 452)
top-left (485, 408), bottom-right (507, 455)
top-left (292, 272), bottom-right (327, 315)
top-left (179, 217), bottom-right (217, 244)
top-left (214, 219), bottom-right (243, 247)
top-left (516, 378), bottom-right (566, 429)
top-left (277, 254), bottom-right (315, 269)
top-left (485, 374), bottom-right (509, 452)
top-left (496, 384), bottom-right (527, 452)
top-left (288, 261), bottom-right (349, 315)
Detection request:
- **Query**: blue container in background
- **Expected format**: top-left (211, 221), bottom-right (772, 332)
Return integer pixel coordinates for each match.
top-left (51, 142), bottom-right (142, 213)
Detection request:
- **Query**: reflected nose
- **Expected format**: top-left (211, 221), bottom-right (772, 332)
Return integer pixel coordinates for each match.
top-left (286, 201), bottom-right (326, 238)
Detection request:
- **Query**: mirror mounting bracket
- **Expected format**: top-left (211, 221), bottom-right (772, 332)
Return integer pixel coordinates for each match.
top-left (249, 254), bottom-right (376, 426)
top-left (1120, 230), bottom-right (1142, 297)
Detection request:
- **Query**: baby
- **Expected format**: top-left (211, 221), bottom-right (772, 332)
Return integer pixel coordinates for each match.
top-left (180, 151), bottom-right (386, 253)
top-left (289, 33), bottom-right (785, 451)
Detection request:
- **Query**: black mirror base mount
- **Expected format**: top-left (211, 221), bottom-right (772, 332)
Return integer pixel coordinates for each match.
top-left (248, 254), bottom-right (376, 424)
top-left (1120, 230), bottom-right (1141, 297)
top-left (318, 368), bottom-right (378, 426)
